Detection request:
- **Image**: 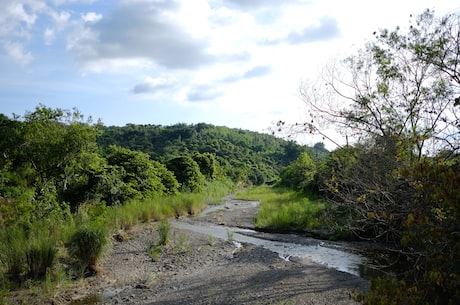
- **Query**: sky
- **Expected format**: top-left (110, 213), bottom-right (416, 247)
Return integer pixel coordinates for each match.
top-left (1, 0), bottom-right (458, 147)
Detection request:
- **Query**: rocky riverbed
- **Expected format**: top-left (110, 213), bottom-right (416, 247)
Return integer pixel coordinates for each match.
top-left (48, 197), bottom-right (368, 305)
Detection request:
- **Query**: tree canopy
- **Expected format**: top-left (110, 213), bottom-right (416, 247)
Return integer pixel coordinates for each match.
top-left (97, 122), bottom-right (310, 185)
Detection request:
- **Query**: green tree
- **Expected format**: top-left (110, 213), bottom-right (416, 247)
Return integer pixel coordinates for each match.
top-left (280, 152), bottom-right (316, 191)
top-left (106, 145), bottom-right (173, 201)
top-left (166, 156), bottom-right (205, 192)
top-left (98, 122), bottom-right (308, 185)
top-left (192, 152), bottom-right (219, 180)
top-left (0, 105), bottom-right (101, 222)
top-left (151, 160), bottom-right (180, 195)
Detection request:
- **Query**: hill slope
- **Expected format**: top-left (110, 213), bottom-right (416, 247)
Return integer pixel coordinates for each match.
top-left (98, 123), bottom-right (308, 184)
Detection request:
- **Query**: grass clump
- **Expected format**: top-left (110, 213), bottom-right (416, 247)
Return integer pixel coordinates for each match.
top-left (26, 237), bottom-right (57, 280)
top-left (207, 235), bottom-right (217, 246)
top-left (158, 220), bottom-right (171, 246)
top-left (149, 220), bottom-right (171, 261)
top-left (67, 222), bottom-right (109, 276)
top-left (173, 235), bottom-right (191, 254)
top-left (226, 229), bottom-right (234, 241)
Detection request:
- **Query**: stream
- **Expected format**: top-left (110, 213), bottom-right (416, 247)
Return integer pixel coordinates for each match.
top-left (172, 198), bottom-right (387, 280)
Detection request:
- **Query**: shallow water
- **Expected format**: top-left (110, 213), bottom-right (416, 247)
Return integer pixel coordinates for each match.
top-left (172, 198), bottom-right (386, 280)
top-left (172, 220), bottom-right (378, 279)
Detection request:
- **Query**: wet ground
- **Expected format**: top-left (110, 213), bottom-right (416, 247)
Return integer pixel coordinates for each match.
top-left (177, 197), bottom-right (382, 279)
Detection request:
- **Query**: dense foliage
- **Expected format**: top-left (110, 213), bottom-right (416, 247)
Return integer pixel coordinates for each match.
top-left (97, 122), bottom-right (308, 185)
top-left (166, 156), bottom-right (205, 192)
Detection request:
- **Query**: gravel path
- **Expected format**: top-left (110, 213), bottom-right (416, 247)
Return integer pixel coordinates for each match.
top-left (55, 197), bottom-right (368, 305)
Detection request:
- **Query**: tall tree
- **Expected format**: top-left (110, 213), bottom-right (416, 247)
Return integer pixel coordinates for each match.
top-left (289, 10), bottom-right (460, 240)
top-left (288, 10), bottom-right (460, 305)
top-left (288, 10), bottom-right (458, 161)
top-left (106, 145), bottom-right (176, 201)
top-left (0, 105), bottom-right (101, 222)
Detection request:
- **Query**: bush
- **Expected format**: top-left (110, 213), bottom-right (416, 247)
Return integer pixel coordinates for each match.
top-left (68, 222), bottom-right (109, 275)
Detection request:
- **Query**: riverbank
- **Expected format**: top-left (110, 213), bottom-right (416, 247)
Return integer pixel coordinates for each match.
top-left (18, 197), bottom-right (368, 305)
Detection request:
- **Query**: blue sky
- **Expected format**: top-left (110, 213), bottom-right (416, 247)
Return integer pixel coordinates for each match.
top-left (1, 0), bottom-right (458, 146)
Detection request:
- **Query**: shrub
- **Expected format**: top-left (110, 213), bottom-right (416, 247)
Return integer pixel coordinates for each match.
top-left (280, 152), bottom-right (316, 192)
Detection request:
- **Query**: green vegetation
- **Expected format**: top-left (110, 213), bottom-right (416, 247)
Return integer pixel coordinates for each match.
top-left (279, 152), bottom-right (316, 192)
top-left (26, 236), bottom-right (57, 281)
top-left (0, 105), bottom-right (258, 301)
top-left (236, 186), bottom-right (325, 231)
top-left (166, 156), bottom-right (205, 192)
top-left (287, 9), bottom-right (460, 305)
top-left (2, 9), bottom-right (458, 305)
top-left (97, 122), bottom-right (308, 185)
top-left (68, 222), bottom-right (109, 276)
top-left (157, 220), bottom-right (171, 246)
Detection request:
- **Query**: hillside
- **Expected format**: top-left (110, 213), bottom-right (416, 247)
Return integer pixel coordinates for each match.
top-left (97, 123), bottom-right (312, 185)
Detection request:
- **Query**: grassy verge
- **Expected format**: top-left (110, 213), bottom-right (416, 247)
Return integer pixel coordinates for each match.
top-left (235, 185), bottom-right (326, 231)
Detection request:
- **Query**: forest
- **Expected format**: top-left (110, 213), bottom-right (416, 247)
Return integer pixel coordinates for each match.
top-left (1, 8), bottom-right (459, 305)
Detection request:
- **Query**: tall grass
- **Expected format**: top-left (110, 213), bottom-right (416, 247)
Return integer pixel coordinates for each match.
top-left (0, 226), bottom-right (27, 282)
top-left (26, 237), bottom-right (57, 280)
top-left (203, 178), bottom-right (235, 204)
top-left (157, 220), bottom-right (171, 246)
top-left (236, 185), bottom-right (326, 231)
top-left (0, 222), bottom-right (63, 290)
top-left (163, 193), bottom-right (207, 217)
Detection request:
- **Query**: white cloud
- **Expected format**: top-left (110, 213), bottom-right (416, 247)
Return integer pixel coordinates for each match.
top-left (81, 12), bottom-right (102, 23)
top-left (186, 85), bottom-right (223, 102)
top-left (50, 0), bottom-right (96, 5)
top-left (0, 2), bottom-right (41, 38)
top-left (43, 27), bottom-right (55, 45)
top-left (0, 1), bottom-right (77, 64)
top-left (223, 0), bottom-right (301, 10)
top-left (2, 0), bottom-right (458, 140)
top-left (43, 10), bottom-right (71, 45)
top-left (67, 0), bottom-right (219, 72)
top-left (3, 41), bottom-right (34, 66)
top-left (132, 76), bottom-right (176, 94)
